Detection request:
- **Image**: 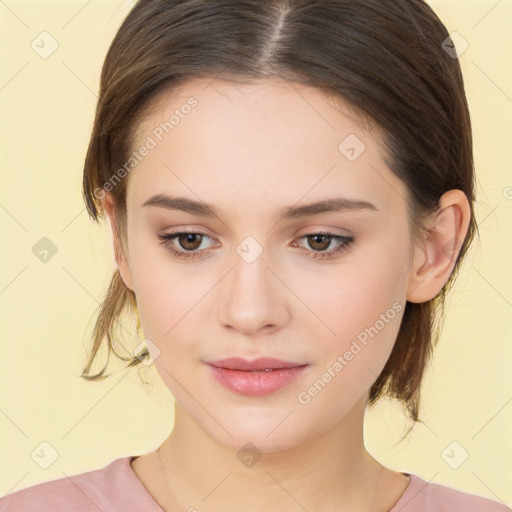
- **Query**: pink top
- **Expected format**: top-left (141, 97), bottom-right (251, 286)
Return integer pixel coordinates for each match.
top-left (1, 456), bottom-right (509, 512)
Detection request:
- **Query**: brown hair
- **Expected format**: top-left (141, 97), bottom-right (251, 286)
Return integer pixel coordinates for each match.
top-left (81, 0), bottom-right (477, 425)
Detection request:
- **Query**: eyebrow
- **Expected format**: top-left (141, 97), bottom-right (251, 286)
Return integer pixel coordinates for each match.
top-left (141, 194), bottom-right (378, 220)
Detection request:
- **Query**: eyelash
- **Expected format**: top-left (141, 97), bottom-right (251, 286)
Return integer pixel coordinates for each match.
top-left (157, 230), bottom-right (355, 261)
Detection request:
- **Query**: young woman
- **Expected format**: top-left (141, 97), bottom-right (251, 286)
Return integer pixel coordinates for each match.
top-left (1, 1), bottom-right (509, 511)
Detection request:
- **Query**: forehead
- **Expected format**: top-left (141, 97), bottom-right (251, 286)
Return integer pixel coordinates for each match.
top-left (127, 77), bottom-right (408, 219)
top-left (133, 77), bottom-right (374, 146)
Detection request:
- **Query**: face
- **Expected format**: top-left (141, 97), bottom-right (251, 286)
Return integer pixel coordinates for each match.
top-left (116, 78), bottom-right (417, 453)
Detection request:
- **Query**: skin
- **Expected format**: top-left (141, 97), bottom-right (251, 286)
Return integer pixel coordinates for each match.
top-left (102, 77), bottom-right (470, 512)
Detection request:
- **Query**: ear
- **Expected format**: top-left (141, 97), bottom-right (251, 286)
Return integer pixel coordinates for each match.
top-left (101, 192), bottom-right (135, 292)
top-left (406, 189), bottom-right (471, 303)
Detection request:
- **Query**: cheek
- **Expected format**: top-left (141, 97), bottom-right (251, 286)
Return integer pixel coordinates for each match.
top-left (128, 236), bottom-right (222, 355)
top-left (292, 238), bottom-right (408, 398)
top-left (128, 235), bottom-right (181, 336)
top-left (295, 244), bottom-right (408, 350)
top-left (295, 294), bottom-right (404, 425)
top-left (134, 270), bottom-right (203, 342)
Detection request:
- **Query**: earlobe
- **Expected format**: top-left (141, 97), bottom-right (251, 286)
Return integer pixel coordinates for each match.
top-left (101, 192), bottom-right (135, 292)
top-left (406, 189), bottom-right (471, 303)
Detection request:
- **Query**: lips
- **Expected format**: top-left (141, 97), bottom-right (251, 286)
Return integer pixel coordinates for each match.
top-left (205, 357), bottom-right (309, 396)
top-left (207, 357), bottom-right (306, 372)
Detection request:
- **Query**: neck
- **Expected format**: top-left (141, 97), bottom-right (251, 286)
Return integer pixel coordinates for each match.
top-left (155, 395), bottom-right (394, 512)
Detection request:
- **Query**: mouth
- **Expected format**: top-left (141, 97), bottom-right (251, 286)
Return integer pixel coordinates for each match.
top-left (205, 357), bottom-right (309, 396)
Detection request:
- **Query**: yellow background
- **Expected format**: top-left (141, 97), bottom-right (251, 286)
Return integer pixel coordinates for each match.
top-left (1, 0), bottom-right (511, 506)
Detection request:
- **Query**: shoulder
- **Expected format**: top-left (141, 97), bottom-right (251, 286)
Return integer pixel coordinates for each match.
top-left (391, 472), bottom-right (511, 512)
top-left (0, 456), bottom-right (162, 512)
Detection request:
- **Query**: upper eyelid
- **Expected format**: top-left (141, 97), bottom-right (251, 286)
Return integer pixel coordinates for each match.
top-left (160, 224), bottom-right (352, 237)
top-left (159, 229), bottom-right (350, 240)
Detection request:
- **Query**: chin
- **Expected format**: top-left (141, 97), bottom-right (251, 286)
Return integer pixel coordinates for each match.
top-left (226, 433), bottom-right (302, 456)
top-left (203, 415), bottom-right (312, 456)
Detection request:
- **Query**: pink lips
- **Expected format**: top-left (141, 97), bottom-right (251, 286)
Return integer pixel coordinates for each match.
top-left (206, 357), bottom-right (309, 396)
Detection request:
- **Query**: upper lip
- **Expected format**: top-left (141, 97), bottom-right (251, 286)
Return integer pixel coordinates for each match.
top-left (206, 357), bottom-right (307, 371)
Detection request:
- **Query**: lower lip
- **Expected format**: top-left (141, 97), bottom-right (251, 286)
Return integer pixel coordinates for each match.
top-left (207, 364), bottom-right (309, 396)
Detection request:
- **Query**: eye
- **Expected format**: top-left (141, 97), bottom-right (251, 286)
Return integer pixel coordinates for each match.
top-left (157, 230), bottom-right (355, 260)
top-left (291, 232), bottom-right (355, 260)
top-left (157, 230), bottom-right (217, 260)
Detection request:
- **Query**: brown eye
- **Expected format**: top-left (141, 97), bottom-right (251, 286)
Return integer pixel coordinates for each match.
top-left (177, 233), bottom-right (204, 251)
top-left (291, 231), bottom-right (355, 260)
top-left (157, 230), bottom-right (217, 260)
top-left (306, 234), bottom-right (331, 251)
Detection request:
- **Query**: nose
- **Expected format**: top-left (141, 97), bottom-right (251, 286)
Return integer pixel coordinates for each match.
top-left (217, 247), bottom-right (290, 336)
